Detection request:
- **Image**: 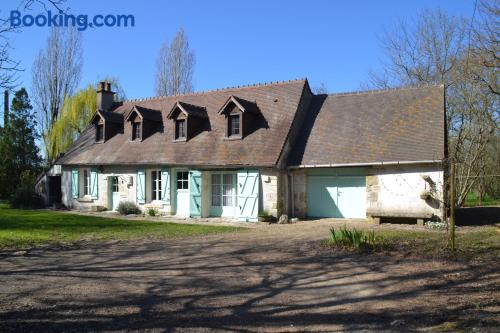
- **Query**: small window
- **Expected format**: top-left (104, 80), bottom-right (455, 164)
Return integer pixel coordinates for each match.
top-left (176, 171), bottom-right (189, 190)
top-left (228, 114), bottom-right (240, 136)
top-left (175, 119), bottom-right (186, 140)
top-left (132, 122), bottom-right (141, 141)
top-left (83, 169), bottom-right (90, 196)
top-left (222, 174), bottom-right (235, 206)
top-left (211, 174), bottom-right (221, 206)
top-left (151, 170), bottom-right (162, 201)
top-left (96, 124), bottom-right (104, 142)
top-left (112, 177), bottom-right (119, 193)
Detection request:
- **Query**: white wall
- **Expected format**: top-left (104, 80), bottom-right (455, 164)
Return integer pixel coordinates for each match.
top-left (290, 164), bottom-right (444, 220)
top-left (62, 165), bottom-right (173, 213)
top-left (366, 164), bottom-right (444, 219)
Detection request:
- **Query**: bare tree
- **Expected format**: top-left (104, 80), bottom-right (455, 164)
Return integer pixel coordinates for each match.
top-left (313, 82), bottom-right (328, 94)
top-left (155, 28), bottom-right (195, 96)
top-left (31, 27), bottom-right (82, 159)
top-left (0, 1), bottom-right (69, 92)
top-left (469, 0), bottom-right (499, 96)
top-left (368, 9), bottom-right (468, 89)
top-left (366, 8), bottom-right (499, 207)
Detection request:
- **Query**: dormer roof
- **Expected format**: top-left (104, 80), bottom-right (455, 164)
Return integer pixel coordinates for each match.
top-left (92, 110), bottom-right (123, 124)
top-left (167, 101), bottom-right (208, 119)
top-left (125, 105), bottom-right (162, 122)
top-left (218, 95), bottom-right (259, 115)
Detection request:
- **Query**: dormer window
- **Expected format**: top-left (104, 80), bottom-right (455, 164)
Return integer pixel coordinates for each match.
top-left (91, 110), bottom-right (123, 143)
top-left (175, 119), bottom-right (186, 140)
top-left (96, 123), bottom-right (104, 142)
top-left (132, 122), bottom-right (141, 141)
top-left (228, 114), bottom-right (240, 137)
top-left (168, 101), bottom-right (208, 142)
top-left (126, 106), bottom-right (162, 142)
top-left (218, 96), bottom-right (259, 139)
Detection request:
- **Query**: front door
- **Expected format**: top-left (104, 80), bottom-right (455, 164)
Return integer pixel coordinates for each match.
top-left (109, 176), bottom-right (120, 211)
top-left (176, 171), bottom-right (189, 217)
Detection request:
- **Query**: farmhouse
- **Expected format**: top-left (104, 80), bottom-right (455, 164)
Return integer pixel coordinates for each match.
top-left (48, 79), bottom-right (445, 222)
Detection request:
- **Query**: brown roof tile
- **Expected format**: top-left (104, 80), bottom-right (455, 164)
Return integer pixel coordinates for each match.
top-left (59, 79), bottom-right (309, 167)
top-left (289, 85), bottom-right (445, 166)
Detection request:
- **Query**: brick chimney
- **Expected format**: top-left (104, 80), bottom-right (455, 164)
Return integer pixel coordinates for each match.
top-left (96, 81), bottom-right (115, 111)
top-left (3, 90), bottom-right (8, 128)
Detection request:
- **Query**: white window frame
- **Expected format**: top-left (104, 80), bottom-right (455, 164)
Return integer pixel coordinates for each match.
top-left (151, 169), bottom-right (162, 202)
top-left (211, 172), bottom-right (236, 207)
top-left (80, 168), bottom-right (91, 198)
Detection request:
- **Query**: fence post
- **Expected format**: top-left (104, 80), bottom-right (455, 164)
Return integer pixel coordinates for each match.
top-left (449, 160), bottom-right (456, 253)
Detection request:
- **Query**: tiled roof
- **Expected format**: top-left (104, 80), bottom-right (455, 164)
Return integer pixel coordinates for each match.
top-left (289, 85), bottom-right (445, 166)
top-left (59, 79), bottom-right (309, 167)
top-left (128, 106), bottom-right (163, 122)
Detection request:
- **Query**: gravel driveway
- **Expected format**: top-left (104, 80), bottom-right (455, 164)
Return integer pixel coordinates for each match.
top-left (0, 221), bottom-right (498, 332)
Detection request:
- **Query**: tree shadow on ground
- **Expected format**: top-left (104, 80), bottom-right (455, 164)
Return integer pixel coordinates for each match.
top-left (0, 237), bottom-right (498, 332)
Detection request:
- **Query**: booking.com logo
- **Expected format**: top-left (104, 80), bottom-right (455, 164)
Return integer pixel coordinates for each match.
top-left (10, 10), bottom-right (135, 31)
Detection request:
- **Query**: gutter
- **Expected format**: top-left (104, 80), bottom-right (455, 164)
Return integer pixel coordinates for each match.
top-left (288, 160), bottom-right (443, 170)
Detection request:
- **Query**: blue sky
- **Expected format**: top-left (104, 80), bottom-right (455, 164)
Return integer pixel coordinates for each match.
top-left (3, 0), bottom-right (475, 101)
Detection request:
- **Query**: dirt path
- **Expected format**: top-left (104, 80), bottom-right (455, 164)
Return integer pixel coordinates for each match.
top-left (0, 222), bottom-right (498, 332)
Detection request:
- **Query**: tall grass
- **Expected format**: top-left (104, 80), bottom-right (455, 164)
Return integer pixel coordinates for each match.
top-left (329, 226), bottom-right (386, 251)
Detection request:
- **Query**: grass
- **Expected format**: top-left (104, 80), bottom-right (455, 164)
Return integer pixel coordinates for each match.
top-left (464, 191), bottom-right (500, 207)
top-left (326, 225), bottom-right (500, 260)
top-left (0, 202), bottom-right (241, 250)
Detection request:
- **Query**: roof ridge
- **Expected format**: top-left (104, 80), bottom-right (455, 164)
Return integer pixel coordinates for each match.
top-left (123, 78), bottom-right (307, 103)
top-left (327, 84), bottom-right (444, 97)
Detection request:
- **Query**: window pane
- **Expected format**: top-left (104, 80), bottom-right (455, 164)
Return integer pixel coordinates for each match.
top-left (222, 174), bottom-right (234, 206)
top-left (177, 171), bottom-right (188, 189)
top-left (83, 170), bottom-right (89, 195)
top-left (176, 120), bottom-right (186, 139)
top-left (211, 174), bottom-right (221, 206)
top-left (229, 115), bottom-right (240, 136)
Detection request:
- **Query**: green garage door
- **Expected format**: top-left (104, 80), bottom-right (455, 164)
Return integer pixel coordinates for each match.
top-left (307, 176), bottom-right (366, 218)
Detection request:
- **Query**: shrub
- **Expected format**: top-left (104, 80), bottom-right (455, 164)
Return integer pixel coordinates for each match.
top-left (9, 185), bottom-right (44, 209)
top-left (147, 207), bottom-right (159, 217)
top-left (117, 201), bottom-right (141, 215)
top-left (329, 226), bottom-right (386, 251)
top-left (425, 221), bottom-right (447, 230)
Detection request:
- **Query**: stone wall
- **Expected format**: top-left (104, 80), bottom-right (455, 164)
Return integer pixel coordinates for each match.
top-left (260, 168), bottom-right (281, 217)
top-left (366, 164), bottom-right (444, 220)
top-left (291, 169), bottom-right (307, 218)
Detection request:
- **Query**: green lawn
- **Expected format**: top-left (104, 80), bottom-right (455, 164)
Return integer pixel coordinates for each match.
top-left (0, 203), bottom-right (241, 249)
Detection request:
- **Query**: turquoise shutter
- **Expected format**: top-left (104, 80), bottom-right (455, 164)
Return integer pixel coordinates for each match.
top-left (237, 170), bottom-right (259, 221)
top-left (136, 169), bottom-right (145, 204)
top-left (189, 170), bottom-right (202, 217)
top-left (90, 167), bottom-right (98, 199)
top-left (71, 168), bottom-right (79, 199)
top-left (161, 168), bottom-right (170, 205)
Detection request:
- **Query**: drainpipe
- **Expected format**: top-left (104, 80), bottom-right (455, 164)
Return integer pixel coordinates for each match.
top-left (290, 171), bottom-right (295, 218)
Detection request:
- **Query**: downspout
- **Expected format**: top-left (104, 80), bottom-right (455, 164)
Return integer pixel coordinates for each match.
top-left (290, 171), bottom-right (294, 218)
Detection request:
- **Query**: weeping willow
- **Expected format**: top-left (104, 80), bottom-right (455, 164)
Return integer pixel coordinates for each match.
top-left (46, 85), bottom-right (97, 160)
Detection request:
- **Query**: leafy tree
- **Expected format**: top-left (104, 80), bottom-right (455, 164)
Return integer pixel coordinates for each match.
top-left (47, 79), bottom-right (126, 159)
top-left (0, 88), bottom-right (42, 198)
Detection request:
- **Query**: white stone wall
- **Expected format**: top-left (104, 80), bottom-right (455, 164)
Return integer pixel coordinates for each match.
top-left (366, 164), bottom-right (444, 219)
top-left (260, 168), bottom-right (281, 217)
top-left (61, 165), bottom-right (172, 213)
top-left (290, 164), bottom-right (444, 220)
top-left (61, 166), bottom-right (281, 217)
